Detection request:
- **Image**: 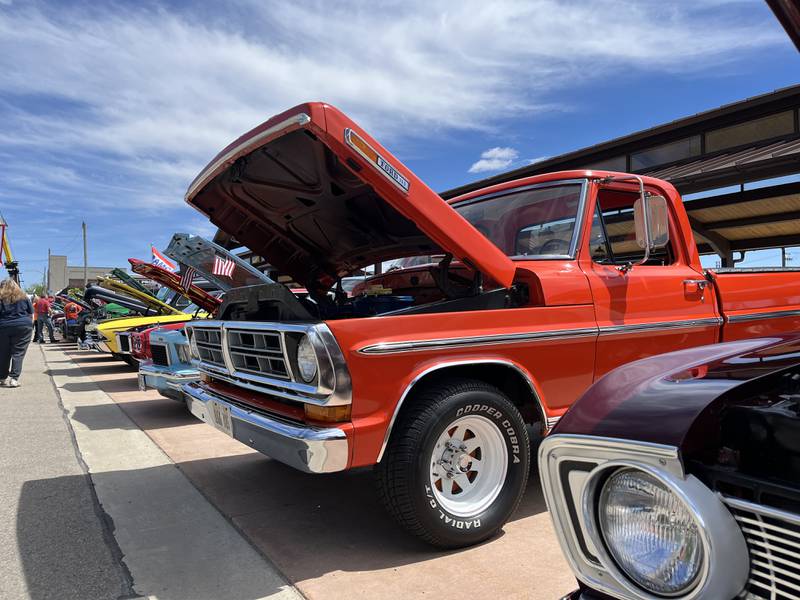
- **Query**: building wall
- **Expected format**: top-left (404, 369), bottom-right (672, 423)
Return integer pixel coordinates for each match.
top-left (48, 255), bottom-right (68, 292)
top-left (48, 254), bottom-right (115, 292)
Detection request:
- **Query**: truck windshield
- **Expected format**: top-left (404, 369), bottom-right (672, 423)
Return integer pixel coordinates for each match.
top-left (453, 182), bottom-right (584, 258)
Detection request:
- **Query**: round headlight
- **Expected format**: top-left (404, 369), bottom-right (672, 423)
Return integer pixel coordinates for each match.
top-left (598, 468), bottom-right (704, 596)
top-left (296, 335), bottom-right (318, 383)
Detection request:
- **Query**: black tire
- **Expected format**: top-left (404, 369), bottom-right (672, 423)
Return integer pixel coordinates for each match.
top-left (122, 354), bottom-right (139, 369)
top-left (375, 379), bottom-right (530, 548)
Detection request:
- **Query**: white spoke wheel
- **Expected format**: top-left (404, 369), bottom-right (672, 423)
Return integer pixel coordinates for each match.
top-left (375, 378), bottom-right (531, 549)
top-left (429, 415), bottom-right (508, 518)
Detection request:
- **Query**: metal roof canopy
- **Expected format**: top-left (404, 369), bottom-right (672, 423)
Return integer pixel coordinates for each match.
top-left (443, 85), bottom-right (800, 266)
top-left (685, 181), bottom-right (800, 261)
top-left (443, 85), bottom-right (800, 199)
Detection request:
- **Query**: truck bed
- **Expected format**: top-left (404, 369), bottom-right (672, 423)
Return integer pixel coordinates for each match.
top-left (708, 268), bottom-right (800, 341)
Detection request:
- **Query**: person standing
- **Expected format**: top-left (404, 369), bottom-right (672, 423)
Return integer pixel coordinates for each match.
top-left (34, 293), bottom-right (55, 343)
top-left (0, 279), bottom-right (34, 387)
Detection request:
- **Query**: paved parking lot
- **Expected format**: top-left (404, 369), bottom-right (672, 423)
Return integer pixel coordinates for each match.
top-left (15, 345), bottom-right (576, 599)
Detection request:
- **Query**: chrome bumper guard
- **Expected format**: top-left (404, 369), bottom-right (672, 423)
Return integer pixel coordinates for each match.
top-left (182, 382), bottom-right (349, 474)
top-left (139, 364), bottom-right (199, 389)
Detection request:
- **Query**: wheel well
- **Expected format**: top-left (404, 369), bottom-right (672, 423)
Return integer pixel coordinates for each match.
top-left (402, 363), bottom-right (545, 428)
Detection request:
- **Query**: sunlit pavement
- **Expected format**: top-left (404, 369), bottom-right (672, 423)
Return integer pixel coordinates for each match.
top-left (18, 345), bottom-right (576, 599)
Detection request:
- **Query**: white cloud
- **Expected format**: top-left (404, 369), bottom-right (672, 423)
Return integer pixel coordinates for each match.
top-left (0, 0), bottom-right (784, 209)
top-left (469, 147), bottom-right (519, 173)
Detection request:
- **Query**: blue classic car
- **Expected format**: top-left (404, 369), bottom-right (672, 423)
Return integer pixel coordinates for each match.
top-left (137, 233), bottom-right (275, 400)
top-left (138, 327), bottom-right (198, 401)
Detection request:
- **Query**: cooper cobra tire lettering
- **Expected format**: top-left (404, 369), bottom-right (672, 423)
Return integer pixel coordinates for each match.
top-left (375, 378), bottom-right (531, 549)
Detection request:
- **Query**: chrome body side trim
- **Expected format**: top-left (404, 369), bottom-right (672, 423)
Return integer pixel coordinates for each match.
top-left (376, 359), bottom-right (545, 463)
top-left (726, 308), bottom-right (800, 323)
top-left (598, 317), bottom-right (723, 336)
top-left (358, 327), bottom-right (599, 355)
top-left (186, 320), bottom-right (352, 406)
top-left (538, 434), bottom-right (749, 600)
top-left (358, 317), bottom-right (723, 355)
top-left (186, 113), bottom-right (311, 201)
top-left (183, 382), bottom-right (349, 473)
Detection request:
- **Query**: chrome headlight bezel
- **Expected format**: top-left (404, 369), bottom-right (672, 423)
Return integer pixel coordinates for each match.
top-left (587, 464), bottom-right (705, 597)
top-left (538, 434), bottom-right (750, 600)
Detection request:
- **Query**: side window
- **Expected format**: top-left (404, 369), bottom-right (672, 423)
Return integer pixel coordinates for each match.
top-left (592, 190), bottom-right (675, 266)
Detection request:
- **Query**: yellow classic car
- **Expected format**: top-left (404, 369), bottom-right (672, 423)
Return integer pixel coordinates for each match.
top-left (92, 277), bottom-right (200, 359)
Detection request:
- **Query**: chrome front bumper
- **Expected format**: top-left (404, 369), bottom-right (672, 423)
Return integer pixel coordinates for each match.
top-left (182, 382), bottom-right (349, 474)
top-left (138, 364), bottom-right (199, 400)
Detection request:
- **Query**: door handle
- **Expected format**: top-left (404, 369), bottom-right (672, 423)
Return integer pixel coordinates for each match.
top-left (683, 279), bottom-right (708, 300)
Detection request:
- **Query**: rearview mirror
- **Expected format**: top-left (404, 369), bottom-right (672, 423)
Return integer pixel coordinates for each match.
top-left (634, 194), bottom-right (670, 251)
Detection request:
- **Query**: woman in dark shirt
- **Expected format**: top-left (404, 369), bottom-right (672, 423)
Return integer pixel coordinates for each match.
top-left (0, 279), bottom-right (34, 387)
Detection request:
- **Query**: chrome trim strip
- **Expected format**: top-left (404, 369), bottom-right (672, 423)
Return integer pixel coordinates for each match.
top-left (376, 359), bottom-right (545, 463)
top-left (450, 178), bottom-right (589, 261)
top-left (722, 495), bottom-right (800, 528)
top-left (358, 326), bottom-right (599, 355)
top-left (727, 308), bottom-right (800, 323)
top-left (183, 382), bottom-right (349, 473)
top-left (598, 317), bottom-right (723, 336)
top-left (546, 415), bottom-right (562, 430)
top-left (359, 317), bottom-right (723, 355)
top-left (185, 113), bottom-right (311, 201)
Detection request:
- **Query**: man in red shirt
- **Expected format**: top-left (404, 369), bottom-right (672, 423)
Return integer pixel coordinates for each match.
top-left (34, 295), bottom-right (55, 343)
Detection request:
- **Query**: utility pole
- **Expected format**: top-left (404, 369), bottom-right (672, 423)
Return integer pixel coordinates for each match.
top-left (82, 221), bottom-right (88, 288)
top-left (47, 247), bottom-right (50, 292)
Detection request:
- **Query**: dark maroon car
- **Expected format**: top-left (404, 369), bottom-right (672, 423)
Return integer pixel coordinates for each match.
top-left (539, 334), bottom-right (800, 600)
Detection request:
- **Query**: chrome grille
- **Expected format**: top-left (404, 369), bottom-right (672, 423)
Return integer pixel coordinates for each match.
top-left (151, 343), bottom-right (170, 367)
top-left (184, 320), bottom-right (352, 407)
top-left (723, 496), bottom-right (800, 600)
top-left (193, 327), bottom-right (225, 368)
top-left (226, 328), bottom-right (289, 381)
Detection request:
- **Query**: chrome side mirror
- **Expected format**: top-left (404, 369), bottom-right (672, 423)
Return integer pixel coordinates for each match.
top-left (600, 174), bottom-right (671, 273)
top-left (634, 194), bottom-right (670, 251)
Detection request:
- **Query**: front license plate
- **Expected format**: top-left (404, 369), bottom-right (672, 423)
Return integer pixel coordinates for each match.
top-left (209, 400), bottom-right (233, 437)
top-left (137, 374), bottom-right (146, 392)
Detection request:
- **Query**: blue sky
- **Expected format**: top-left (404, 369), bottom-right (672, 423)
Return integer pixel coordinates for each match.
top-left (0, 0), bottom-right (798, 288)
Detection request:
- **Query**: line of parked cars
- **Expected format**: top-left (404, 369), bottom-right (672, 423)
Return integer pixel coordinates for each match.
top-left (75, 102), bottom-right (800, 599)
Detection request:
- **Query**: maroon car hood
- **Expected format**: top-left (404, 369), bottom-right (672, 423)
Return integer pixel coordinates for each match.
top-left (128, 259), bottom-right (222, 315)
top-left (554, 335), bottom-right (800, 451)
top-left (184, 102), bottom-right (516, 292)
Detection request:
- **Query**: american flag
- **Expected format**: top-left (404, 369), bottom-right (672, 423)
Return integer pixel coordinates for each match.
top-left (179, 266), bottom-right (196, 290)
top-left (212, 255), bottom-right (235, 278)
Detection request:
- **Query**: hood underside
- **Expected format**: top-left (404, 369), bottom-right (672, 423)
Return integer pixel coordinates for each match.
top-left (186, 103), bottom-right (517, 292)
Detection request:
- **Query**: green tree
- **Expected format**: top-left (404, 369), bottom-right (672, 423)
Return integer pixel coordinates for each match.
top-left (26, 283), bottom-right (46, 297)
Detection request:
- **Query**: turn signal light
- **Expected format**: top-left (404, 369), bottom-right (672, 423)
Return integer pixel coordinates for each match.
top-left (304, 403), bottom-right (351, 423)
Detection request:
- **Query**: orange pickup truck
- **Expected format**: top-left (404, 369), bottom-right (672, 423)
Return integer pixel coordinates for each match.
top-left (181, 102), bottom-right (800, 548)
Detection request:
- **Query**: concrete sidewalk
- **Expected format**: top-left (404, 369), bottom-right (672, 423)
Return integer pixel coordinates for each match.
top-left (1, 342), bottom-right (302, 600)
top-left (60, 347), bottom-right (576, 600)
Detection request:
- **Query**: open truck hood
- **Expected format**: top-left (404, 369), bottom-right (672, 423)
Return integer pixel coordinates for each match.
top-left (164, 233), bottom-right (274, 292)
top-left (97, 277), bottom-right (183, 316)
top-left (185, 103), bottom-right (516, 291)
top-left (128, 258), bottom-right (223, 315)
